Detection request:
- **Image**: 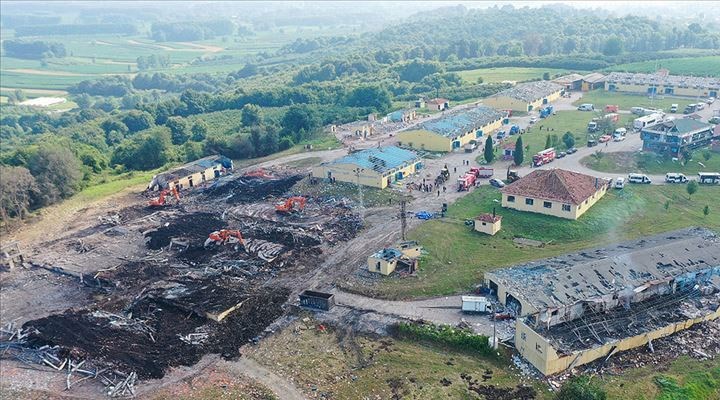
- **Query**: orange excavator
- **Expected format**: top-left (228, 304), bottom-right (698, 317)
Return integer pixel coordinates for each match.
top-left (275, 196), bottom-right (307, 213)
top-left (204, 229), bottom-right (245, 249)
top-left (148, 187), bottom-right (180, 207)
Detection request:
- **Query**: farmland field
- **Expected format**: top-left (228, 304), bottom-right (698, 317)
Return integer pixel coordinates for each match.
top-left (610, 56), bottom-right (720, 77)
top-left (457, 67), bottom-right (570, 83)
top-left (368, 185), bottom-right (720, 299)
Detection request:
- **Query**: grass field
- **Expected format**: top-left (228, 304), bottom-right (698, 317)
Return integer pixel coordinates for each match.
top-left (611, 56), bottom-right (720, 77)
top-left (581, 150), bottom-right (720, 175)
top-left (481, 111), bottom-right (635, 166)
top-left (369, 184), bottom-right (720, 299)
top-left (573, 91), bottom-right (699, 112)
top-left (0, 26), bottom-right (357, 91)
top-left (457, 67), bottom-right (569, 83)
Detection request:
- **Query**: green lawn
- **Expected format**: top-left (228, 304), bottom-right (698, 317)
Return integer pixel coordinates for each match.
top-left (457, 67), bottom-right (569, 83)
top-left (484, 111), bottom-right (635, 166)
top-left (574, 91), bottom-right (697, 113)
top-left (601, 357), bottom-right (720, 400)
top-left (610, 56), bottom-right (720, 77)
top-left (367, 185), bottom-right (720, 299)
top-left (581, 150), bottom-right (720, 175)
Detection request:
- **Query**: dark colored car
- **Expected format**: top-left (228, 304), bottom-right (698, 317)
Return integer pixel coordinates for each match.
top-left (566, 147), bottom-right (578, 154)
top-left (557, 151), bottom-right (567, 158)
top-left (587, 140), bottom-right (598, 147)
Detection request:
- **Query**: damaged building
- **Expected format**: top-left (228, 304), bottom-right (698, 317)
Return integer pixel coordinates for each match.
top-left (147, 155), bottom-right (234, 191)
top-left (484, 228), bottom-right (720, 375)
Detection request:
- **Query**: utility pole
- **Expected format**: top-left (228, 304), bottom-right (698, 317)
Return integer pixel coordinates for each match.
top-left (400, 198), bottom-right (407, 241)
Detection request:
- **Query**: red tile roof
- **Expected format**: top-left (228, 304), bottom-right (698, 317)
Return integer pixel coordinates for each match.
top-left (500, 169), bottom-right (605, 205)
top-left (476, 213), bottom-right (502, 223)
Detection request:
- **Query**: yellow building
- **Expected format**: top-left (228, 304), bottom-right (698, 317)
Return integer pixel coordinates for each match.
top-left (500, 169), bottom-right (608, 220)
top-left (312, 146), bottom-right (421, 189)
top-left (474, 213), bottom-right (502, 235)
top-left (484, 228), bottom-right (720, 375)
top-left (367, 241), bottom-right (422, 275)
top-left (605, 71), bottom-right (719, 98)
top-left (147, 155), bottom-right (233, 191)
top-left (396, 105), bottom-right (505, 152)
top-left (482, 81), bottom-right (563, 112)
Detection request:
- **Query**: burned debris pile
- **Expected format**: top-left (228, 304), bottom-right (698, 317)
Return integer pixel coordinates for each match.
top-left (3, 167), bottom-right (363, 396)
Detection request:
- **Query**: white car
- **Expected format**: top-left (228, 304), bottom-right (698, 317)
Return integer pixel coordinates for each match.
top-left (707, 97), bottom-right (716, 105)
top-left (529, 117), bottom-right (538, 124)
top-left (613, 135), bottom-right (626, 142)
top-left (614, 177), bottom-right (625, 189)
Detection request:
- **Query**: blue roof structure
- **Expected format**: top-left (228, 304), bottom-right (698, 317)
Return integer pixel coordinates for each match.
top-left (326, 146), bottom-right (419, 174)
top-left (412, 105), bottom-right (505, 139)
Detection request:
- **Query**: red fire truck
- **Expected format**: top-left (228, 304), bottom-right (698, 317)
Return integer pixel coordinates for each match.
top-left (457, 173), bottom-right (477, 191)
top-left (532, 148), bottom-right (556, 167)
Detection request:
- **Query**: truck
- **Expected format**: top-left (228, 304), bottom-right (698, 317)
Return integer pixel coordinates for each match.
top-left (604, 105), bottom-right (619, 113)
top-left (684, 104), bottom-right (697, 114)
top-left (464, 141), bottom-right (478, 153)
top-left (539, 105), bottom-right (554, 118)
top-left (670, 104), bottom-right (679, 113)
top-left (587, 119), bottom-right (599, 133)
top-left (461, 296), bottom-right (493, 313)
top-left (633, 113), bottom-right (663, 131)
top-left (469, 167), bottom-right (494, 178)
top-left (509, 125), bottom-right (520, 135)
top-left (457, 173), bottom-right (477, 191)
top-left (532, 148), bottom-right (556, 167)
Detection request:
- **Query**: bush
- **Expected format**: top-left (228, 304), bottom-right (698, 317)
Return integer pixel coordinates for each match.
top-left (555, 376), bottom-right (606, 400)
top-left (395, 322), bottom-right (494, 356)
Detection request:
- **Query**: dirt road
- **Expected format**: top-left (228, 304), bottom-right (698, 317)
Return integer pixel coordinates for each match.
top-left (225, 357), bottom-right (308, 400)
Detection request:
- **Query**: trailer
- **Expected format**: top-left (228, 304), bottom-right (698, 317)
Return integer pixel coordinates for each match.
top-left (532, 148), bottom-right (556, 167)
top-left (461, 296), bottom-right (493, 313)
top-left (299, 290), bottom-right (335, 311)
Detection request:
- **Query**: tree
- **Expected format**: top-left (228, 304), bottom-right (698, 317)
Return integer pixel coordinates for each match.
top-left (484, 135), bottom-right (494, 164)
top-left (281, 105), bottom-right (320, 142)
top-left (397, 59), bottom-right (441, 82)
top-left (602, 37), bottom-right (623, 56)
top-left (346, 86), bottom-right (392, 113)
top-left (555, 376), bottom-right (606, 400)
top-left (0, 166), bottom-right (38, 222)
top-left (112, 128), bottom-right (172, 171)
top-left (28, 144), bottom-right (83, 206)
top-left (166, 116), bottom-right (189, 145)
top-left (190, 121), bottom-right (208, 141)
top-left (702, 150), bottom-right (712, 162)
top-left (545, 135), bottom-right (552, 149)
top-left (686, 180), bottom-right (698, 199)
top-left (703, 205), bottom-right (710, 217)
top-left (514, 136), bottom-right (524, 166)
top-left (476, 76), bottom-right (484, 84)
top-left (241, 104), bottom-right (263, 126)
top-left (121, 110), bottom-right (154, 133)
top-left (542, 72), bottom-right (551, 80)
top-left (562, 132), bottom-right (576, 149)
top-left (664, 200), bottom-right (670, 211)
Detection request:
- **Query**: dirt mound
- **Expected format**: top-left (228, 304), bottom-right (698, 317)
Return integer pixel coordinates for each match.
top-left (145, 212), bottom-right (225, 249)
top-left (205, 175), bottom-right (304, 204)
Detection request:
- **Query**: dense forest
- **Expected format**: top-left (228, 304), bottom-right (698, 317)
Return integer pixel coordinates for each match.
top-left (2, 40), bottom-right (67, 59)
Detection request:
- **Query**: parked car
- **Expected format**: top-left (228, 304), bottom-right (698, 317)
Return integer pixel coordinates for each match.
top-left (628, 173), bottom-right (652, 184)
top-left (529, 117), bottom-right (538, 124)
top-left (557, 151), bottom-right (567, 158)
top-left (665, 173), bottom-right (688, 183)
top-left (577, 103), bottom-right (594, 111)
top-left (587, 139), bottom-right (598, 147)
top-left (496, 131), bottom-right (507, 140)
top-left (599, 135), bottom-right (612, 143)
top-left (670, 104), bottom-right (679, 113)
top-left (489, 178), bottom-right (505, 188)
top-left (613, 135), bottom-right (626, 142)
top-left (614, 177), bottom-right (625, 189)
top-left (614, 127), bottom-right (627, 137)
top-left (566, 147), bottom-right (578, 154)
top-left (707, 97), bottom-right (715, 105)
top-left (697, 103), bottom-right (705, 110)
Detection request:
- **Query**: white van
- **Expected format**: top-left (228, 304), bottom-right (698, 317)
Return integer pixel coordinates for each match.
top-left (577, 103), bottom-right (594, 111)
top-left (631, 107), bottom-right (648, 115)
top-left (628, 173), bottom-right (652, 184)
top-left (633, 113), bottom-right (663, 131)
top-left (670, 104), bottom-right (679, 113)
top-left (614, 177), bottom-right (625, 189)
top-left (613, 127), bottom-right (627, 137)
top-left (665, 173), bottom-right (688, 183)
